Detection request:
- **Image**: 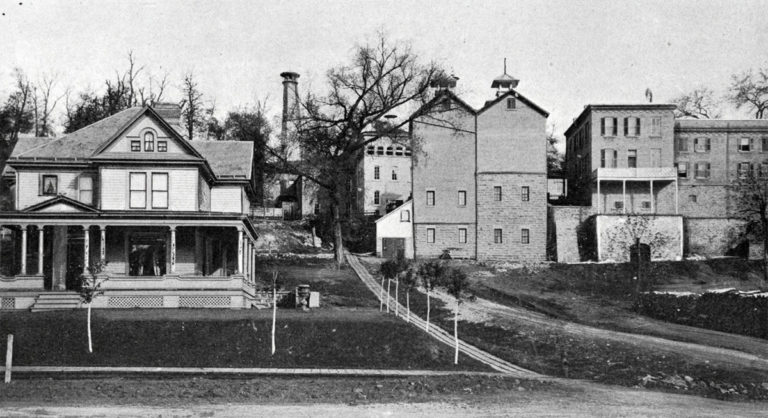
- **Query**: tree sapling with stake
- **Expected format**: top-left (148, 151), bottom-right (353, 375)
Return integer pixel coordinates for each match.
top-left (77, 261), bottom-right (107, 354)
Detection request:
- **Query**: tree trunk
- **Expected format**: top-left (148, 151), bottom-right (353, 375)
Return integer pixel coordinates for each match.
top-left (454, 301), bottom-right (459, 365)
top-left (87, 303), bottom-right (93, 354)
top-left (426, 289), bottom-right (431, 333)
top-left (331, 202), bottom-right (345, 267)
top-left (406, 291), bottom-right (410, 323)
top-left (271, 286), bottom-right (277, 355)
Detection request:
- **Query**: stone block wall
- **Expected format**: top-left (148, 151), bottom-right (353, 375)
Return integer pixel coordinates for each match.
top-left (548, 205), bottom-right (596, 262)
top-left (414, 224), bottom-right (476, 259)
top-left (476, 174), bottom-right (547, 262)
top-left (685, 217), bottom-right (744, 257)
top-left (596, 214), bottom-right (683, 262)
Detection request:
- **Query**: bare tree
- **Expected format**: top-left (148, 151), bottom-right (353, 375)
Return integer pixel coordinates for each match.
top-left (30, 74), bottom-right (64, 137)
top-left (672, 87), bottom-right (722, 119)
top-left (180, 71), bottom-right (210, 140)
top-left (269, 33), bottom-right (443, 265)
top-left (731, 170), bottom-right (768, 284)
top-left (546, 124), bottom-right (563, 177)
top-left (729, 68), bottom-right (768, 119)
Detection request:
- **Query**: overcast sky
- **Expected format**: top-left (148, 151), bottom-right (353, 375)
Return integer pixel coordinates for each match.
top-left (2, 0), bottom-right (768, 145)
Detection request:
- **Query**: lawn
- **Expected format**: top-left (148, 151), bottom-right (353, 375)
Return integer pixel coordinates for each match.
top-left (0, 309), bottom-right (490, 371)
top-left (253, 255), bottom-right (379, 308)
top-left (359, 257), bottom-right (768, 401)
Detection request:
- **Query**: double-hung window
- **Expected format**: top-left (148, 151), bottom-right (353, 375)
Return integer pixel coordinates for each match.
top-left (374, 166), bottom-right (380, 180)
top-left (427, 228), bottom-right (435, 243)
top-left (739, 137), bottom-right (751, 152)
top-left (458, 228), bottom-right (467, 244)
top-left (78, 176), bottom-right (93, 205)
top-left (624, 117), bottom-right (640, 136)
top-left (129, 173), bottom-right (147, 209)
top-left (601, 117), bottom-right (617, 136)
top-left (676, 137), bottom-right (689, 152)
top-left (143, 132), bottom-right (155, 152)
top-left (521, 229), bottom-right (530, 244)
top-left (738, 162), bottom-right (752, 179)
top-left (374, 191), bottom-right (380, 205)
top-left (493, 186), bottom-right (502, 201)
top-left (650, 117), bottom-right (661, 136)
top-left (695, 162), bottom-right (711, 179)
top-left (493, 229), bottom-right (503, 244)
top-left (601, 149), bottom-right (618, 168)
top-left (677, 162), bottom-right (688, 178)
top-left (627, 149), bottom-right (637, 168)
top-left (400, 210), bottom-right (410, 222)
top-left (694, 137), bottom-right (711, 153)
top-left (151, 173), bottom-right (169, 209)
top-left (521, 186), bottom-right (530, 202)
top-left (426, 190), bottom-right (435, 206)
top-left (458, 190), bottom-right (467, 206)
top-left (130, 140), bottom-right (141, 152)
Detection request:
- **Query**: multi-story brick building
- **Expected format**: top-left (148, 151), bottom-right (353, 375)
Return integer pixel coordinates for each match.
top-left (560, 104), bottom-right (768, 261)
top-left (354, 123), bottom-right (412, 216)
top-left (408, 72), bottom-right (549, 262)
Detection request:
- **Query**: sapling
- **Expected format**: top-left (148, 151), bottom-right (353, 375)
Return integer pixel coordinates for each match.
top-left (442, 267), bottom-right (469, 365)
top-left (77, 261), bottom-right (107, 354)
top-left (268, 270), bottom-right (283, 355)
top-left (399, 267), bottom-right (418, 323)
top-left (418, 261), bottom-right (444, 333)
top-left (380, 259), bottom-right (402, 315)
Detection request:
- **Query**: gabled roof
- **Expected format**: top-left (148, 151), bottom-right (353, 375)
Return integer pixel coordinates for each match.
top-left (23, 195), bottom-right (101, 213)
top-left (408, 89), bottom-right (477, 121)
top-left (375, 199), bottom-right (412, 223)
top-left (477, 88), bottom-right (549, 117)
top-left (190, 140), bottom-right (254, 180)
top-left (2, 136), bottom-right (52, 176)
top-left (12, 108), bottom-right (144, 160)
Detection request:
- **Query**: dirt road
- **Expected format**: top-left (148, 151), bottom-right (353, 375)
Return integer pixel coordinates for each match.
top-left (4, 383), bottom-right (767, 417)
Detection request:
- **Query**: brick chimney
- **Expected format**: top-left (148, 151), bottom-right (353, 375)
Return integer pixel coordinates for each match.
top-left (153, 102), bottom-right (182, 130)
top-left (280, 71), bottom-right (300, 135)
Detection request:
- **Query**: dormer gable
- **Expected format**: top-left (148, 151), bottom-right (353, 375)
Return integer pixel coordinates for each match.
top-left (93, 107), bottom-right (204, 160)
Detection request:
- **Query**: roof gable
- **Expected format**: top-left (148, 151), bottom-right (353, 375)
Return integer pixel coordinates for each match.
top-left (190, 140), bottom-right (254, 180)
top-left (477, 88), bottom-right (549, 117)
top-left (23, 195), bottom-right (100, 213)
top-left (409, 90), bottom-right (477, 121)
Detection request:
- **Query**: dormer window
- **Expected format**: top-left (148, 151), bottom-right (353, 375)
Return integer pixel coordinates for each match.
top-left (144, 131), bottom-right (155, 152)
top-left (130, 140), bottom-right (141, 152)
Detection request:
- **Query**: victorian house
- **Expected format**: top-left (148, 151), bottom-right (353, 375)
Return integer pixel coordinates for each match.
top-left (0, 104), bottom-right (262, 310)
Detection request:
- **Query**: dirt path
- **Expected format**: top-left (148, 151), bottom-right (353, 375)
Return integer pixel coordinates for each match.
top-left (426, 288), bottom-right (768, 372)
top-left (4, 384), bottom-right (768, 417)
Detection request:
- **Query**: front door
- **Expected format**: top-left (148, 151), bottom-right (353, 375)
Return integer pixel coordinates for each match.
top-left (382, 238), bottom-right (405, 259)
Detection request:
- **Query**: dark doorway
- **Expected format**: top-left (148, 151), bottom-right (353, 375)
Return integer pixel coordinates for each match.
top-left (382, 238), bottom-right (405, 259)
top-left (43, 227), bottom-right (54, 290)
top-left (65, 226), bottom-right (84, 290)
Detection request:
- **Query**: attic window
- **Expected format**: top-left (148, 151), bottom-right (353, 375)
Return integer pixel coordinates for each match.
top-left (366, 145), bottom-right (375, 155)
top-left (404, 147), bottom-right (412, 156)
top-left (386, 146), bottom-right (393, 156)
top-left (440, 99), bottom-right (451, 111)
top-left (395, 146), bottom-right (404, 156)
top-left (157, 141), bottom-right (168, 152)
top-left (506, 98), bottom-right (516, 110)
top-left (144, 131), bottom-right (155, 152)
top-left (131, 140), bottom-right (141, 152)
top-left (376, 146), bottom-right (384, 155)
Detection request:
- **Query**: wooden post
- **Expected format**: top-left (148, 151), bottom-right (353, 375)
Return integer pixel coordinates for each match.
top-left (37, 226), bottom-right (44, 275)
top-left (169, 226), bottom-right (176, 273)
top-left (83, 226), bottom-right (90, 271)
top-left (5, 334), bottom-right (12, 383)
top-left (237, 228), bottom-right (244, 274)
top-left (20, 226), bottom-right (27, 275)
top-left (99, 226), bottom-right (106, 264)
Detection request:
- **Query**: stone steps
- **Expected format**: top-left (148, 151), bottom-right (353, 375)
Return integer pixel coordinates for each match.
top-left (30, 292), bottom-right (82, 312)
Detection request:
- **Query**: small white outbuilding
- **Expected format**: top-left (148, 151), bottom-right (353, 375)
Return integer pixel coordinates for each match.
top-left (375, 200), bottom-right (414, 259)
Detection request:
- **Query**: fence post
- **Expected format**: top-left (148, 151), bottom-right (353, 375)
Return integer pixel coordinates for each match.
top-left (5, 334), bottom-right (13, 383)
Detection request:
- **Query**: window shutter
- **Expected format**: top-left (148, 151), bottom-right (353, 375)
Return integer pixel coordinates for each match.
top-left (38, 174), bottom-right (43, 196)
top-left (636, 118), bottom-right (641, 136)
top-left (600, 118), bottom-right (605, 136)
top-left (706, 139), bottom-right (711, 151)
top-left (623, 118), bottom-right (628, 136)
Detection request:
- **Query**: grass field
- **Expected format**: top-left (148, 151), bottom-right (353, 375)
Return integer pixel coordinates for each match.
top-left (0, 308), bottom-right (489, 371)
top-left (360, 257), bottom-right (768, 401)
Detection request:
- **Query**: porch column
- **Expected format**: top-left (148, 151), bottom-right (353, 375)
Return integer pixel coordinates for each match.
top-left (596, 179), bottom-right (601, 214)
top-left (37, 225), bottom-right (44, 275)
top-left (237, 228), bottom-right (244, 274)
top-left (169, 226), bottom-right (177, 274)
top-left (20, 226), bottom-right (27, 275)
top-left (246, 240), bottom-right (251, 281)
top-left (675, 178), bottom-right (679, 215)
top-left (622, 180), bottom-right (627, 214)
top-left (650, 180), bottom-right (655, 213)
top-left (99, 226), bottom-right (106, 264)
top-left (83, 226), bottom-right (90, 271)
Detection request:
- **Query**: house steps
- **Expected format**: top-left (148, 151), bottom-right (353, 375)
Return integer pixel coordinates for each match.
top-left (30, 292), bottom-right (82, 312)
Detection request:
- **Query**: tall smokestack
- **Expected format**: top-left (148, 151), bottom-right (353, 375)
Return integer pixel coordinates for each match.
top-left (280, 71), bottom-right (300, 136)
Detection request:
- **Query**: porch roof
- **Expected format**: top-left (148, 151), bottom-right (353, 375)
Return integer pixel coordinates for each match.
top-left (0, 211), bottom-right (259, 239)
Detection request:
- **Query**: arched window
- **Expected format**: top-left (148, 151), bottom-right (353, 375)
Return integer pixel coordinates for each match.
top-left (386, 146), bottom-right (393, 156)
top-left (374, 191), bottom-right (380, 205)
top-left (376, 146), bottom-right (384, 155)
top-left (143, 131), bottom-right (155, 152)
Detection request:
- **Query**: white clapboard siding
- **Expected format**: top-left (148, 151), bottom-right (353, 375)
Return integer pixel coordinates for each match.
top-left (100, 167), bottom-right (198, 211)
top-left (102, 116), bottom-right (188, 155)
top-left (211, 186), bottom-right (244, 213)
top-left (17, 170), bottom-right (82, 210)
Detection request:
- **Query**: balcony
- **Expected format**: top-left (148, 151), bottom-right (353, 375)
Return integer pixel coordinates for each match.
top-left (593, 167), bottom-right (677, 181)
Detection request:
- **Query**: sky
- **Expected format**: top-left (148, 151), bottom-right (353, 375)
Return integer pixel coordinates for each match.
top-left (2, 0), bottom-right (768, 149)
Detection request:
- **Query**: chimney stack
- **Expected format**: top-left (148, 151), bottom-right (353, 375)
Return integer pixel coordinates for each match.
top-left (280, 71), bottom-right (300, 136)
top-left (154, 102), bottom-right (182, 130)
